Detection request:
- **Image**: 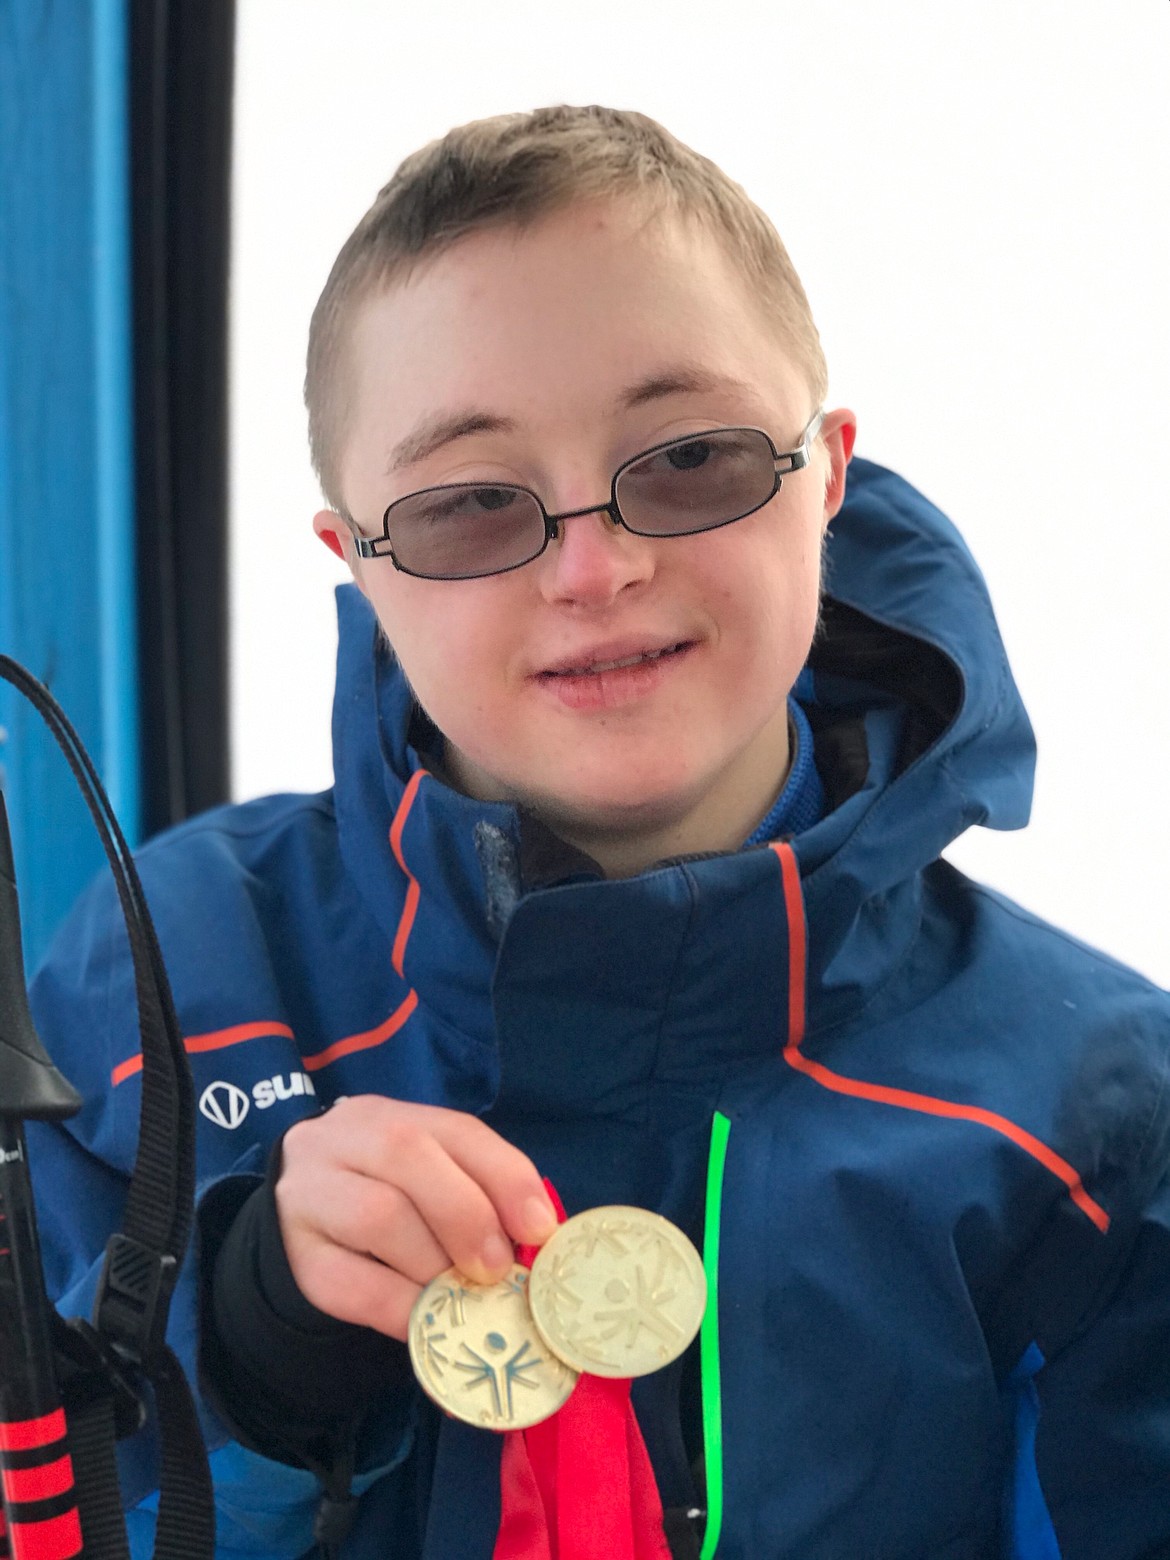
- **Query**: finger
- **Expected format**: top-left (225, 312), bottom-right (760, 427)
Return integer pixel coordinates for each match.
top-left (331, 1099), bottom-right (557, 1260)
top-left (286, 1098), bottom-right (558, 1277)
top-left (360, 1122), bottom-right (522, 1283)
top-left (287, 1232), bottom-right (423, 1341)
top-left (388, 1106), bottom-right (558, 1247)
top-left (277, 1105), bottom-right (497, 1285)
top-left (282, 1163), bottom-right (450, 1286)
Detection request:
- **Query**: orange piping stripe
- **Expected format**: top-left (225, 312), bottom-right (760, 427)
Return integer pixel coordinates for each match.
top-left (113, 996), bottom-right (422, 1087)
top-left (771, 843), bottom-right (807, 1048)
top-left (185, 1022), bottom-right (296, 1055)
top-left (111, 773), bottom-right (431, 1089)
top-left (389, 769), bottom-right (426, 977)
top-left (111, 1020), bottom-right (296, 1086)
top-left (769, 842), bottom-right (1110, 1235)
top-left (302, 990), bottom-right (419, 1072)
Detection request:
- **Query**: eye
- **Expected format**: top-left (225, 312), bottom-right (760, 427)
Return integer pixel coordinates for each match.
top-left (472, 487), bottom-right (521, 512)
top-left (623, 432), bottom-right (749, 496)
top-left (665, 439), bottom-right (717, 471)
top-left (410, 485), bottom-right (526, 524)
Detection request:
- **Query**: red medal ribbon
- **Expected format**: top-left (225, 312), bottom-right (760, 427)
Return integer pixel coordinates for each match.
top-left (493, 1184), bottom-right (672, 1560)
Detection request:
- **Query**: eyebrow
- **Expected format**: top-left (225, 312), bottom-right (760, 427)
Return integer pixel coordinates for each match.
top-left (384, 365), bottom-right (754, 475)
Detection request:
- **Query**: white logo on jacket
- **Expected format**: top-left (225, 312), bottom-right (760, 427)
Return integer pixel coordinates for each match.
top-left (198, 1072), bottom-right (317, 1130)
top-left (199, 1081), bottom-right (250, 1129)
top-left (251, 1071), bottom-right (316, 1109)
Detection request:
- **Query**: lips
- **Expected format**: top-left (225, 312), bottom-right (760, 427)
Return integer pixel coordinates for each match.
top-left (531, 638), bottom-right (697, 713)
top-left (537, 640), bottom-right (692, 679)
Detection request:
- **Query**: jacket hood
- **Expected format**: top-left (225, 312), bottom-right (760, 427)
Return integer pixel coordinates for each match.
top-left (807, 456), bottom-right (1033, 855)
top-left (331, 455), bottom-right (1035, 1030)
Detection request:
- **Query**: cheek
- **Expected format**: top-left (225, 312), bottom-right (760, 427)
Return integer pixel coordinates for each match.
top-left (714, 541), bottom-right (822, 659)
top-left (365, 578), bottom-right (516, 724)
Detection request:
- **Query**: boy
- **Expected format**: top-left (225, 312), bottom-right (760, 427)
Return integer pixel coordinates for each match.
top-left (26, 105), bottom-right (1170, 1559)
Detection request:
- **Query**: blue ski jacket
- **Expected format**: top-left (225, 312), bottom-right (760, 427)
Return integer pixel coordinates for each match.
top-left (25, 457), bottom-right (1170, 1559)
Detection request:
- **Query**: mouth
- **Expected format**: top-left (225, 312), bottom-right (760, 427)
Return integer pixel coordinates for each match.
top-left (540, 642), bottom-right (692, 678)
top-left (533, 639), bottom-right (697, 712)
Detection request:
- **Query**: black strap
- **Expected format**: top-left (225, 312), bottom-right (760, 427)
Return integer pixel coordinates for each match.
top-left (0, 657), bottom-right (213, 1559)
top-left (65, 1393), bottom-right (133, 1560)
top-left (153, 1347), bottom-right (215, 1560)
top-left (0, 659), bottom-right (194, 1283)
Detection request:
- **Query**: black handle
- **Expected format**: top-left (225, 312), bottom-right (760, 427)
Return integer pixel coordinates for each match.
top-left (0, 795), bottom-right (82, 1122)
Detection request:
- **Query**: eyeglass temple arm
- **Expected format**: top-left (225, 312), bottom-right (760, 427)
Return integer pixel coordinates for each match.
top-left (353, 534), bottom-right (395, 559)
top-left (777, 409), bottom-right (826, 474)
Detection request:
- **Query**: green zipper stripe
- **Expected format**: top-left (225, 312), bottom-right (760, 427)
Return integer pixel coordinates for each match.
top-left (699, 1110), bottom-right (732, 1559)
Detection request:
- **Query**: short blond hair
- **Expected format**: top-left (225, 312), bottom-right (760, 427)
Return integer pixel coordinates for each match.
top-left (305, 104), bottom-right (828, 510)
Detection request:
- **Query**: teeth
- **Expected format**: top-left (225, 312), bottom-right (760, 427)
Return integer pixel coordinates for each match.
top-left (558, 646), bottom-right (675, 676)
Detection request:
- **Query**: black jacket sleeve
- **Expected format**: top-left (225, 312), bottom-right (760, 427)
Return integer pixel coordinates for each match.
top-left (198, 1141), bottom-right (414, 1472)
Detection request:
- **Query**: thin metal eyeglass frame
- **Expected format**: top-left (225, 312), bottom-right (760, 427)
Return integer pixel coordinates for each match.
top-left (350, 409), bottom-right (825, 581)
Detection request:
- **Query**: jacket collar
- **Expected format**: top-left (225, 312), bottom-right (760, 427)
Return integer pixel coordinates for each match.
top-left (329, 456), bottom-right (1035, 1044)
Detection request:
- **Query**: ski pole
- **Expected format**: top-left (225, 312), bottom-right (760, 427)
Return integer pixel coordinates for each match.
top-left (0, 795), bottom-right (84, 1560)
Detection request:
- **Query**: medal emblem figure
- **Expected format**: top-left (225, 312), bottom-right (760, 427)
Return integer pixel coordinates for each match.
top-left (409, 1264), bottom-right (578, 1429)
top-left (528, 1207), bottom-right (707, 1379)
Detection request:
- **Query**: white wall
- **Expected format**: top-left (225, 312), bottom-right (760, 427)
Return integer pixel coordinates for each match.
top-left (230, 0), bottom-right (1170, 985)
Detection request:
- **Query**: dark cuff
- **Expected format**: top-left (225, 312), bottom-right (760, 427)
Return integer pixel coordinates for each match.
top-left (199, 1137), bottom-right (412, 1465)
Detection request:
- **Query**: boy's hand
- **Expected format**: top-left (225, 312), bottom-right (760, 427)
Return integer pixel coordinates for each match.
top-left (275, 1095), bottom-right (558, 1341)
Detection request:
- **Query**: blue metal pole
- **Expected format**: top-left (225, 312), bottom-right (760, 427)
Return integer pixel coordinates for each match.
top-left (94, 0), bottom-right (141, 846)
top-left (0, 0), bottom-right (139, 971)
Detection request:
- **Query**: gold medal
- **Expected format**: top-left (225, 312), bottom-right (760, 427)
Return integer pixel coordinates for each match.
top-left (408, 1263), bottom-right (579, 1430)
top-left (527, 1206), bottom-right (707, 1379)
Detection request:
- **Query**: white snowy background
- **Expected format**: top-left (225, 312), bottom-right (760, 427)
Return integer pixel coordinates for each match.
top-left (229, 0), bottom-right (1170, 985)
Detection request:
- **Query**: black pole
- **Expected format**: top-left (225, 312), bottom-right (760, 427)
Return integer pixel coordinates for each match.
top-left (0, 796), bottom-right (84, 1560)
top-left (0, 1122), bottom-right (83, 1560)
top-left (129, 0), bottom-right (236, 836)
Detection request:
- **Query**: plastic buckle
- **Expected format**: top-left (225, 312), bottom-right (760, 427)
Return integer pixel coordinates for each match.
top-left (53, 1315), bottom-right (148, 1439)
top-left (94, 1234), bottom-right (178, 1368)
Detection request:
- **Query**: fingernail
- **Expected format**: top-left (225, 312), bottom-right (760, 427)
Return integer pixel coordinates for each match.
top-left (523, 1196), bottom-right (557, 1242)
top-left (481, 1232), bottom-right (512, 1273)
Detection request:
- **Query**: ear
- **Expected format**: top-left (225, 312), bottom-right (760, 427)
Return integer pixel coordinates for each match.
top-left (313, 510), bottom-right (369, 596)
top-left (819, 408), bottom-right (857, 526)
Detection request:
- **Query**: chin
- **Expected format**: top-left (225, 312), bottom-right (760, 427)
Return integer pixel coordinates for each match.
top-left (524, 773), bottom-right (702, 838)
top-left (448, 740), bottom-right (713, 835)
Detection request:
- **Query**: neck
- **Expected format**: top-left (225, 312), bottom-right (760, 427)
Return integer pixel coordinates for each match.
top-left (439, 704), bottom-right (794, 879)
top-left (537, 718), bottom-right (794, 879)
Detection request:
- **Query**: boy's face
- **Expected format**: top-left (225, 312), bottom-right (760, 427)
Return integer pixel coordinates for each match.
top-left (316, 199), bottom-right (854, 872)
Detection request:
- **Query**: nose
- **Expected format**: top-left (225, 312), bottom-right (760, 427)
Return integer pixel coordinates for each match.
top-left (538, 502), bottom-right (655, 607)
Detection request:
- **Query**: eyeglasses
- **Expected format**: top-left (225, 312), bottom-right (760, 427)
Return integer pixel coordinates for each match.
top-left (350, 410), bottom-right (825, 581)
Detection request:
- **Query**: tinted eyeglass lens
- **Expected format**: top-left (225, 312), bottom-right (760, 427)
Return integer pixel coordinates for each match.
top-left (387, 485), bottom-right (546, 580)
top-left (616, 428), bottom-right (775, 536)
top-left (384, 429), bottom-right (777, 579)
